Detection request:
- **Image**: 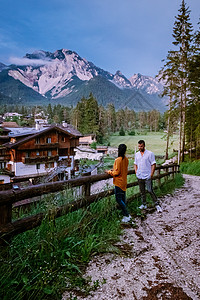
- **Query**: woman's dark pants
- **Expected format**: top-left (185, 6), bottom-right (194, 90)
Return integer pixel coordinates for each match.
top-left (114, 186), bottom-right (129, 217)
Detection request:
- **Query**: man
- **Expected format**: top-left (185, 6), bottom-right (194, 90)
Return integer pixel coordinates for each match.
top-left (134, 140), bottom-right (162, 213)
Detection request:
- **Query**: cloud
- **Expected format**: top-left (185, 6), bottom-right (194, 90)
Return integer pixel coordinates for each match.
top-left (9, 56), bottom-right (52, 66)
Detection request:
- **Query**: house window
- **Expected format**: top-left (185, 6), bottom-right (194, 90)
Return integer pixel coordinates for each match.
top-left (62, 136), bottom-right (65, 142)
top-left (35, 137), bottom-right (40, 144)
top-left (36, 164), bottom-right (40, 170)
top-left (25, 152), bottom-right (30, 157)
top-left (0, 162), bottom-right (6, 169)
top-left (45, 162), bottom-right (54, 169)
top-left (46, 137), bottom-right (51, 144)
top-left (0, 149), bottom-right (5, 155)
top-left (47, 151), bottom-right (52, 157)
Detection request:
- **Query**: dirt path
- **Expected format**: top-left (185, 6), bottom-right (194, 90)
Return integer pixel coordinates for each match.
top-left (63, 174), bottom-right (200, 300)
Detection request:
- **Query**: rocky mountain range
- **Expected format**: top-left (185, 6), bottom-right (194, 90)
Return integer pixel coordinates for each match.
top-left (0, 49), bottom-right (167, 112)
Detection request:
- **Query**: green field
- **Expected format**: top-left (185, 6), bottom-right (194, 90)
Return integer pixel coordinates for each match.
top-left (109, 132), bottom-right (179, 156)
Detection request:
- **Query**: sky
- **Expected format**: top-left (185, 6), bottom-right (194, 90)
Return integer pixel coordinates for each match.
top-left (0, 0), bottom-right (200, 78)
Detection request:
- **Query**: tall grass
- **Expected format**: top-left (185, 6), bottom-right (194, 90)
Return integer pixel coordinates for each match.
top-left (0, 173), bottom-right (183, 300)
top-left (0, 196), bottom-right (121, 300)
top-left (180, 160), bottom-right (200, 176)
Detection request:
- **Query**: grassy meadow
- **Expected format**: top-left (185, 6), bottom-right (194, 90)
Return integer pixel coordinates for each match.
top-left (109, 132), bottom-right (179, 156)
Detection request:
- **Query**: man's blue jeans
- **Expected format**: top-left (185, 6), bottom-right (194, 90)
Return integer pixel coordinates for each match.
top-left (114, 186), bottom-right (129, 217)
top-left (138, 178), bottom-right (158, 205)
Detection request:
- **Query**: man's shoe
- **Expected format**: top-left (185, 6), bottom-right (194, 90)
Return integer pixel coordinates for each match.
top-left (156, 205), bottom-right (162, 213)
top-left (121, 215), bottom-right (131, 223)
top-left (139, 204), bottom-right (147, 209)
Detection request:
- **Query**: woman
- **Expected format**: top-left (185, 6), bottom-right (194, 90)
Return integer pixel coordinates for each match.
top-left (106, 144), bottom-right (131, 223)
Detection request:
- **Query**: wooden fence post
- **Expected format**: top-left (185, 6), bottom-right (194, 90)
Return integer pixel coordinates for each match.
top-left (0, 203), bottom-right (12, 226)
top-left (157, 168), bottom-right (161, 186)
top-left (83, 182), bottom-right (91, 197)
top-left (82, 172), bottom-right (91, 197)
top-left (172, 165), bottom-right (175, 179)
top-left (165, 166), bottom-right (168, 183)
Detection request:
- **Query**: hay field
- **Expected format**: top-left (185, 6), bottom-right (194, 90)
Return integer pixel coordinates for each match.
top-left (109, 132), bottom-right (179, 156)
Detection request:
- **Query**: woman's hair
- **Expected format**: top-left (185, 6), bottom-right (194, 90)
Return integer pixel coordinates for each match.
top-left (118, 144), bottom-right (127, 159)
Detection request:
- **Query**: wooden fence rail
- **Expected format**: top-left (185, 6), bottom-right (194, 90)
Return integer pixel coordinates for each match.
top-left (0, 164), bottom-right (179, 241)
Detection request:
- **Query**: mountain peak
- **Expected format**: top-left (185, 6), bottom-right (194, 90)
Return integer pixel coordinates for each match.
top-left (129, 73), bottom-right (163, 95)
top-left (1, 48), bottom-right (167, 112)
top-left (115, 70), bottom-right (123, 76)
top-left (113, 70), bottom-right (132, 89)
top-left (0, 62), bottom-right (6, 71)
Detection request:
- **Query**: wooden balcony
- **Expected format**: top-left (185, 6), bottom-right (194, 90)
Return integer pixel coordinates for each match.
top-left (22, 155), bottom-right (59, 164)
top-left (0, 155), bottom-right (11, 161)
top-left (33, 142), bottom-right (59, 149)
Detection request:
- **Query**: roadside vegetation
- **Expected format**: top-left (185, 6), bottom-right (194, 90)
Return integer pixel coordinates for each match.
top-left (0, 172), bottom-right (184, 300)
top-left (180, 159), bottom-right (200, 176)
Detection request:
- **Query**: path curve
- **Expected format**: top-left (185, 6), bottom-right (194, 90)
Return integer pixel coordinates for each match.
top-left (63, 174), bottom-right (200, 300)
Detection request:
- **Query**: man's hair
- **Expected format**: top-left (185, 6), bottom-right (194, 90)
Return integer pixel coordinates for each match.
top-left (118, 144), bottom-right (127, 159)
top-left (138, 140), bottom-right (145, 146)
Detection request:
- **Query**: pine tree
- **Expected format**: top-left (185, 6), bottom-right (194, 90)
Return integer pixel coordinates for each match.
top-left (73, 93), bottom-right (100, 137)
top-left (138, 111), bottom-right (147, 131)
top-left (158, 51), bottom-right (180, 159)
top-left (85, 93), bottom-right (99, 134)
top-left (98, 105), bottom-right (107, 144)
top-left (73, 97), bottom-right (87, 133)
top-left (47, 103), bottom-right (53, 121)
top-left (172, 0), bottom-right (193, 161)
top-left (159, 0), bottom-right (193, 161)
top-left (187, 20), bottom-right (200, 158)
top-left (123, 107), bottom-right (136, 131)
top-left (116, 109), bottom-right (125, 131)
top-left (106, 103), bottom-right (116, 133)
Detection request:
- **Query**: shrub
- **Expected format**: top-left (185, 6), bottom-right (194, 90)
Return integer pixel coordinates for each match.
top-left (90, 142), bottom-right (97, 149)
top-left (128, 130), bottom-right (135, 136)
top-left (119, 126), bottom-right (125, 136)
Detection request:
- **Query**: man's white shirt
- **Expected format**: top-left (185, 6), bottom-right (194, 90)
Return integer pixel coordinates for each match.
top-left (134, 149), bottom-right (156, 179)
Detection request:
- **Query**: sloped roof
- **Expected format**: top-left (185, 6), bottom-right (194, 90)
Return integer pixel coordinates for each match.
top-left (6, 125), bottom-right (82, 149)
top-left (1, 122), bottom-right (19, 128)
top-left (56, 123), bottom-right (82, 137)
top-left (8, 127), bottom-right (38, 137)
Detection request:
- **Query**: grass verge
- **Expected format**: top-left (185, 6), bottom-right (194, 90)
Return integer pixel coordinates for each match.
top-left (180, 160), bottom-right (200, 176)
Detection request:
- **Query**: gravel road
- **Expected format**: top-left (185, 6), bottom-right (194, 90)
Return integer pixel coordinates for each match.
top-left (63, 174), bottom-right (200, 300)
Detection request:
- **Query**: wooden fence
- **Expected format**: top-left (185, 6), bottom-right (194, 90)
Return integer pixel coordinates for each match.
top-left (0, 164), bottom-right (179, 242)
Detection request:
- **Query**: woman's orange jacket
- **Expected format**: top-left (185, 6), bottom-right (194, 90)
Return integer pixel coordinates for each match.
top-left (107, 156), bottom-right (128, 191)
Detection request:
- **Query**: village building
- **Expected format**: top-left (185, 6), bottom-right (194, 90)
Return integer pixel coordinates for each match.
top-left (0, 147), bottom-right (12, 184)
top-left (3, 112), bottom-right (22, 119)
top-left (0, 126), bottom-right (11, 145)
top-left (0, 126), bottom-right (12, 184)
top-left (1, 121), bottom-right (19, 128)
top-left (96, 145), bottom-right (108, 155)
top-left (0, 123), bottom-right (82, 184)
top-left (74, 146), bottom-right (103, 161)
top-left (79, 134), bottom-right (96, 147)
